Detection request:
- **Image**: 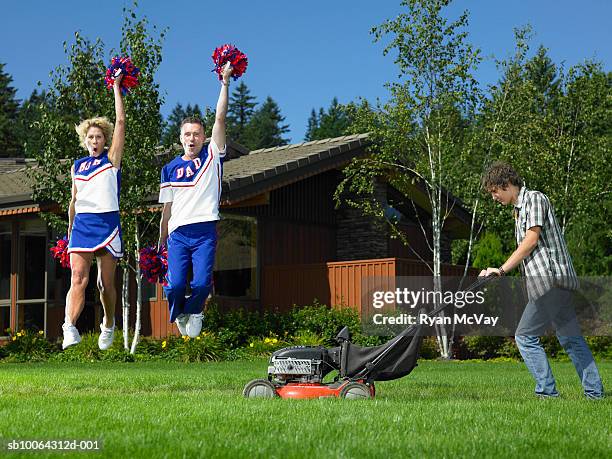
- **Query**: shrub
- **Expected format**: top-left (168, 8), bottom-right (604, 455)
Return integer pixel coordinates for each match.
top-left (290, 331), bottom-right (325, 347)
top-left (497, 338), bottom-right (522, 359)
top-left (585, 336), bottom-right (612, 359)
top-left (163, 332), bottom-right (223, 362)
top-left (245, 335), bottom-right (287, 357)
top-left (462, 336), bottom-right (507, 359)
top-left (352, 334), bottom-right (388, 347)
top-left (290, 300), bottom-right (361, 345)
top-left (51, 331), bottom-right (134, 363)
top-left (1, 329), bottom-right (56, 362)
top-left (203, 302), bottom-right (292, 347)
top-left (419, 337), bottom-right (439, 360)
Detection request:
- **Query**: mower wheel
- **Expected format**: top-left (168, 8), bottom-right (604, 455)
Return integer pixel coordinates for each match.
top-left (243, 379), bottom-right (277, 398)
top-left (339, 382), bottom-right (371, 399)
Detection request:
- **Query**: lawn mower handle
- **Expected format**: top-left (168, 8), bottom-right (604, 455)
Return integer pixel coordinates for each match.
top-left (350, 274), bottom-right (499, 381)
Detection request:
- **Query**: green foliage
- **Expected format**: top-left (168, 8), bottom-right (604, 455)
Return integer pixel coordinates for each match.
top-left (478, 30), bottom-right (612, 274)
top-left (585, 336), bottom-right (612, 360)
top-left (337, 0), bottom-right (483, 274)
top-left (462, 336), bottom-right (507, 359)
top-left (305, 97), bottom-right (353, 141)
top-left (291, 300), bottom-right (362, 345)
top-left (290, 330), bottom-right (325, 347)
top-left (419, 336), bottom-right (440, 360)
top-left (117, 4), bottom-right (166, 271)
top-left (0, 62), bottom-right (23, 157)
top-left (1, 329), bottom-right (56, 362)
top-left (245, 335), bottom-right (288, 357)
top-left (241, 96), bottom-right (289, 150)
top-left (18, 89), bottom-right (50, 158)
top-left (27, 33), bottom-right (108, 233)
top-left (472, 232), bottom-right (507, 269)
top-left (165, 333), bottom-right (223, 362)
top-left (228, 81), bottom-right (257, 145)
top-left (202, 301), bottom-right (292, 347)
top-left (51, 332), bottom-right (134, 363)
top-left (2, 325), bottom-right (610, 363)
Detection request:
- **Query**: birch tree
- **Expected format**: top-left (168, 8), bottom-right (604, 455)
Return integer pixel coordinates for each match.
top-left (336, 0), bottom-right (482, 358)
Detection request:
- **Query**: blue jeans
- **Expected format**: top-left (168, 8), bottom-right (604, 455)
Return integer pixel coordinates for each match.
top-left (515, 288), bottom-right (604, 398)
top-left (164, 221), bottom-right (217, 322)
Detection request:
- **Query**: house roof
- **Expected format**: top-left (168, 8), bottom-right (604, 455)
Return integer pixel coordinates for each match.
top-left (222, 134), bottom-right (369, 203)
top-left (0, 134), bottom-right (370, 209)
top-left (0, 133), bottom-right (476, 238)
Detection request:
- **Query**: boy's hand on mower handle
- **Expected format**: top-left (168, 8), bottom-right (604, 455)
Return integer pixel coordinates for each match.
top-left (478, 267), bottom-right (502, 277)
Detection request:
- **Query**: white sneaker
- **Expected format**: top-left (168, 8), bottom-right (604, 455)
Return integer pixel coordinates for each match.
top-left (62, 323), bottom-right (81, 350)
top-left (186, 313), bottom-right (204, 338)
top-left (98, 320), bottom-right (115, 350)
top-left (175, 313), bottom-right (189, 336)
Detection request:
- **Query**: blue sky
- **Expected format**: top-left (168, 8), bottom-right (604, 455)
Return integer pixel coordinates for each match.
top-left (3, 0), bottom-right (610, 143)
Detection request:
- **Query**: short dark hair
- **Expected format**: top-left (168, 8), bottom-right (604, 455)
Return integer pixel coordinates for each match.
top-left (481, 161), bottom-right (522, 191)
top-left (180, 116), bottom-right (205, 132)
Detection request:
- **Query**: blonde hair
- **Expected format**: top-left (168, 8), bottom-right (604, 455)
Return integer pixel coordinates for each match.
top-left (75, 117), bottom-right (114, 150)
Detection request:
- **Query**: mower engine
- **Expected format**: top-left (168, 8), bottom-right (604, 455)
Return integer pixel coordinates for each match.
top-left (267, 345), bottom-right (341, 384)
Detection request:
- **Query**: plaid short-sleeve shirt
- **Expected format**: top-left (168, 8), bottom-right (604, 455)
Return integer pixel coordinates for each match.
top-left (514, 186), bottom-right (578, 301)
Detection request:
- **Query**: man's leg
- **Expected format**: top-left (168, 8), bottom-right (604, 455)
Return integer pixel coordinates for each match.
top-left (515, 335), bottom-right (559, 396)
top-left (515, 297), bottom-right (558, 396)
top-left (183, 223), bottom-right (216, 337)
top-left (184, 223), bottom-right (217, 316)
top-left (164, 231), bottom-right (191, 323)
top-left (548, 288), bottom-right (604, 398)
top-left (557, 335), bottom-right (604, 398)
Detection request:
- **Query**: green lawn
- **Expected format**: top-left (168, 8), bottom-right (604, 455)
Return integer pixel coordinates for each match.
top-left (0, 360), bottom-right (609, 458)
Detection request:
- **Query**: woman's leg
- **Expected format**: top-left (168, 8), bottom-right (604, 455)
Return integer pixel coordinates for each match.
top-left (65, 252), bottom-right (94, 325)
top-left (96, 249), bottom-right (118, 328)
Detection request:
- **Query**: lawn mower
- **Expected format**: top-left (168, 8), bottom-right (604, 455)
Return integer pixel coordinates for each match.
top-left (243, 275), bottom-right (495, 399)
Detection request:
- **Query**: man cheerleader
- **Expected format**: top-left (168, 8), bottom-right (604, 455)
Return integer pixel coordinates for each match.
top-left (157, 63), bottom-right (232, 337)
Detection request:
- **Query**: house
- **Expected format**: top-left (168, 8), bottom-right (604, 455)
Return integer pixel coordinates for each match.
top-left (0, 134), bottom-right (474, 339)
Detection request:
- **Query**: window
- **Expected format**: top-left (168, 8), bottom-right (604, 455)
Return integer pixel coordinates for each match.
top-left (0, 222), bottom-right (11, 300)
top-left (0, 305), bottom-right (9, 334)
top-left (20, 302), bottom-right (45, 332)
top-left (18, 220), bottom-right (46, 300)
top-left (214, 214), bottom-right (258, 299)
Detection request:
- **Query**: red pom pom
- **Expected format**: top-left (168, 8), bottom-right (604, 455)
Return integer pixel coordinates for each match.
top-left (139, 245), bottom-right (168, 285)
top-left (50, 236), bottom-right (71, 269)
top-left (105, 56), bottom-right (140, 95)
top-left (212, 44), bottom-right (248, 81)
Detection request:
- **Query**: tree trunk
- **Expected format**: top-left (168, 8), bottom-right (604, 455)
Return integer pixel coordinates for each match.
top-left (122, 267), bottom-right (130, 350)
top-left (130, 221), bottom-right (142, 354)
top-left (431, 195), bottom-right (450, 359)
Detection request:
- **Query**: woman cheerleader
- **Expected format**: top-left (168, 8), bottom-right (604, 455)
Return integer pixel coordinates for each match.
top-left (62, 73), bottom-right (125, 350)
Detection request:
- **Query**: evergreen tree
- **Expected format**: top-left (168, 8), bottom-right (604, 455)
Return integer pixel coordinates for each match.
top-left (243, 96), bottom-right (289, 150)
top-left (18, 89), bottom-right (50, 157)
top-left (305, 108), bottom-right (319, 141)
top-left (0, 63), bottom-right (22, 157)
top-left (228, 81), bottom-right (257, 145)
top-left (161, 102), bottom-right (185, 147)
top-left (305, 97), bottom-right (352, 141)
top-left (526, 45), bottom-right (561, 106)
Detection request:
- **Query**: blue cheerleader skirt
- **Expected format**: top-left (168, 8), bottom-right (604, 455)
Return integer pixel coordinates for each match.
top-left (68, 211), bottom-right (123, 258)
